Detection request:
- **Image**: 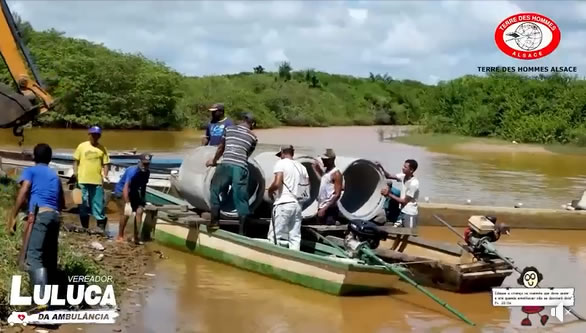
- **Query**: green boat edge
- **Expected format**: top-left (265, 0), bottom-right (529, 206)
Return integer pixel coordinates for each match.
top-left (145, 187), bottom-right (409, 296)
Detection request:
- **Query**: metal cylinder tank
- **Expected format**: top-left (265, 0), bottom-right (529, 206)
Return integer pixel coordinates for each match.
top-left (173, 146), bottom-right (266, 219)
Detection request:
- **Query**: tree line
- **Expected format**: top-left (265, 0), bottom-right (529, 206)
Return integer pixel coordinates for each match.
top-left (1, 18), bottom-right (584, 146)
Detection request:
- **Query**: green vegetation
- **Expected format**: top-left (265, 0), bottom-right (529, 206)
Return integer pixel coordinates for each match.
top-left (2, 16), bottom-right (585, 146)
top-left (422, 73), bottom-right (586, 146)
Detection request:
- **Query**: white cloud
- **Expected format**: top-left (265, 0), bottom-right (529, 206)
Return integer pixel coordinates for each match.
top-left (266, 49), bottom-right (288, 64)
top-left (348, 8), bottom-right (368, 25)
top-left (6, 0), bottom-right (586, 85)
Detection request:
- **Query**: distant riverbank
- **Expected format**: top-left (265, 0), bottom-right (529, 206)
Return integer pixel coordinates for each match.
top-left (390, 132), bottom-right (586, 156)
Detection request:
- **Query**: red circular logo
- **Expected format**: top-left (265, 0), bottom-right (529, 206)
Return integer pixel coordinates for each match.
top-left (494, 13), bottom-right (561, 60)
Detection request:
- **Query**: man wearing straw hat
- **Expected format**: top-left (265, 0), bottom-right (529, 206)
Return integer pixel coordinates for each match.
top-left (267, 145), bottom-right (309, 250)
top-left (312, 148), bottom-right (343, 225)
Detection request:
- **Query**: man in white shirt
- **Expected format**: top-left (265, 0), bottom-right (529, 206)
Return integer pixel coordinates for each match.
top-left (378, 159), bottom-right (420, 228)
top-left (267, 145), bottom-right (309, 250)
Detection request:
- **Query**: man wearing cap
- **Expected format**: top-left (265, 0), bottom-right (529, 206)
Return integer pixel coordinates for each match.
top-left (112, 154), bottom-right (151, 244)
top-left (203, 103), bottom-right (233, 146)
top-left (206, 112), bottom-right (258, 234)
top-left (267, 145), bottom-right (309, 250)
top-left (312, 148), bottom-right (343, 225)
top-left (72, 125), bottom-right (111, 231)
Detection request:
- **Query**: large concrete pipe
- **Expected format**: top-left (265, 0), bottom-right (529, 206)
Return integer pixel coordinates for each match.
top-left (253, 152), bottom-right (322, 219)
top-left (172, 146), bottom-right (266, 219)
top-left (333, 156), bottom-right (387, 221)
top-left (253, 151), bottom-right (280, 203)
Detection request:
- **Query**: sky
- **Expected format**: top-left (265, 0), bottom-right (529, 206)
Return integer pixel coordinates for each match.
top-left (7, 0), bottom-right (586, 85)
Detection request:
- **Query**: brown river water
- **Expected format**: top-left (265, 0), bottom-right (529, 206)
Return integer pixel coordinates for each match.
top-left (2, 126), bottom-right (586, 332)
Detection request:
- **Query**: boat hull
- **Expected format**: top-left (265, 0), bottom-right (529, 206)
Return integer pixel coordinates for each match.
top-left (152, 220), bottom-right (403, 296)
top-left (382, 236), bottom-right (514, 293)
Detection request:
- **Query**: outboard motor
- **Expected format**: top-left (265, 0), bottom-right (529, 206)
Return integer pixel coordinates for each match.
top-left (463, 215), bottom-right (510, 260)
top-left (344, 220), bottom-right (389, 258)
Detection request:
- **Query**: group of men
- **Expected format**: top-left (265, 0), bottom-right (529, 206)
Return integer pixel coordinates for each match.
top-left (5, 101), bottom-right (420, 284)
top-left (202, 103), bottom-right (420, 251)
top-left (6, 125), bottom-right (153, 288)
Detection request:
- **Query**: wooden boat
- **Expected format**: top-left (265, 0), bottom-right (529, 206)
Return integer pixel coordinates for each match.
top-left (142, 188), bottom-right (410, 296)
top-left (325, 234), bottom-right (514, 293)
top-left (0, 148), bottom-right (183, 172)
top-left (145, 187), bottom-right (513, 293)
top-left (1, 157), bottom-right (173, 192)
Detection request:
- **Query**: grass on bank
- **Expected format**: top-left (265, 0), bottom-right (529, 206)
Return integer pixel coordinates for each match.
top-left (0, 176), bottom-right (111, 322)
top-left (392, 132), bottom-right (586, 155)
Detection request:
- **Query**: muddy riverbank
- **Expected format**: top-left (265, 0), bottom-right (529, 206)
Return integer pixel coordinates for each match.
top-left (0, 209), bottom-right (159, 332)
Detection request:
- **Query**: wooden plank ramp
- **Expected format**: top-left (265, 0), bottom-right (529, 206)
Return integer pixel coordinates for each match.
top-left (302, 224), bottom-right (418, 237)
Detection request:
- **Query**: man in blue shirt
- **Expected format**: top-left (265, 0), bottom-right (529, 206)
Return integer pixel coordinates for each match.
top-left (8, 143), bottom-right (65, 297)
top-left (203, 103), bottom-right (233, 146)
top-left (112, 153), bottom-right (151, 244)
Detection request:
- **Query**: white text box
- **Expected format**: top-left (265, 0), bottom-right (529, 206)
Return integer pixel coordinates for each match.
top-left (492, 288), bottom-right (575, 307)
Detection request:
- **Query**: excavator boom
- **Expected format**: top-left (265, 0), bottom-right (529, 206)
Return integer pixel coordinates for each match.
top-left (0, 0), bottom-right (54, 130)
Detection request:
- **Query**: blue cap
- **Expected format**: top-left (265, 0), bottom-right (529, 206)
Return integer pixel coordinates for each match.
top-left (89, 126), bottom-right (102, 134)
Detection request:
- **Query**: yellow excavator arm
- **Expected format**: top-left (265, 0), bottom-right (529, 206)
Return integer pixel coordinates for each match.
top-left (0, 0), bottom-right (54, 133)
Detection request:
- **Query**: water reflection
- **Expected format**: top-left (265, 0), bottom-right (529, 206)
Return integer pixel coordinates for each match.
top-left (64, 227), bottom-right (586, 333)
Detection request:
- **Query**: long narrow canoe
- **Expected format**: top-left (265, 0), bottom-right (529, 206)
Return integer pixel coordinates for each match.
top-left (325, 235), bottom-right (514, 293)
top-left (143, 187), bottom-right (410, 296)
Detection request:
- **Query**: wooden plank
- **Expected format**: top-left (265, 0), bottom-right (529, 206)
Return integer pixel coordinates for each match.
top-left (304, 224), bottom-right (417, 236)
top-left (378, 226), bottom-right (418, 236)
top-left (166, 210), bottom-right (198, 218)
top-left (303, 225), bottom-right (347, 232)
top-left (325, 236), bottom-right (345, 247)
top-left (390, 236), bottom-right (462, 256)
top-left (461, 269), bottom-right (514, 277)
top-left (459, 260), bottom-right (511, 273)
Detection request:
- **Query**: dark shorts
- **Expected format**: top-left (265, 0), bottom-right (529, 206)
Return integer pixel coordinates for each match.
top-left (112, 192), bottom-right (145, 212)
top-left (318, 205), bottom-right (340, 225)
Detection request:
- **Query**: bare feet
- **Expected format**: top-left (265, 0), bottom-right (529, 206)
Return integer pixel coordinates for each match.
top-left (115, 236), bottom-right (125, 243)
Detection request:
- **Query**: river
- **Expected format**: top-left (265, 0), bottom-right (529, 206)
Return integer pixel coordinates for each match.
top-left (2, 126), bottom-right (585, 208)
top-left (2, 126), bottom-right (586, 332)
top-left (63, 227), bottom-right (586, 333)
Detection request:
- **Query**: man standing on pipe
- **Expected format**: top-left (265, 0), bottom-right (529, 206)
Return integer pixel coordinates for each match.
top-left (377, 159), bottom-right (420, 228)
top-left (203, 103), bottom-right (233, 146)
top-left (312, 148), bottom-right (343, 225)
top-left (206, 112), bottom-right (258, 234)
top-left (267, 145), bottom-right (309, 250)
